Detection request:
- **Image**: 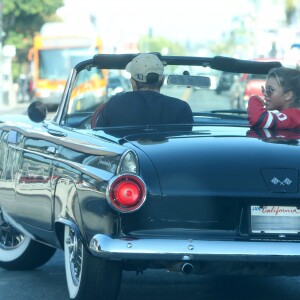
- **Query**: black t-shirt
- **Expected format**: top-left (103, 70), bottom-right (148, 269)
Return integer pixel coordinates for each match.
top-left (96, 90), bottom-right (193, 127)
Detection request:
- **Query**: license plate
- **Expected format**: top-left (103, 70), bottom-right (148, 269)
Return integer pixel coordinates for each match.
top-left (251, 206), bottom-right (300, 234)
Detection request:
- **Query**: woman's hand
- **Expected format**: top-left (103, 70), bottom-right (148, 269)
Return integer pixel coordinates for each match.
top-left (252, 94), bottom-right (265, 106)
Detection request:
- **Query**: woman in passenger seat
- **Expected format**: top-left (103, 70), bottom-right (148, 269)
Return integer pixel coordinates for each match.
top-left (247, 67), bottom-right (300, 129)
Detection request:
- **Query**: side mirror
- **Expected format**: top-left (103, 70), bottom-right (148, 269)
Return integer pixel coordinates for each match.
top-left (27, 101), bottom-right (47, 123)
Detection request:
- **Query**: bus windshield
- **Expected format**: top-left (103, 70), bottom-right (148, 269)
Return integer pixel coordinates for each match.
top-left (38, 48), bottom-right (97, 80)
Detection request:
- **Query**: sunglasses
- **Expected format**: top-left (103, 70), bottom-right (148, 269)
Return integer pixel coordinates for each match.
top-left (261, 86), bottom-right (275, 97)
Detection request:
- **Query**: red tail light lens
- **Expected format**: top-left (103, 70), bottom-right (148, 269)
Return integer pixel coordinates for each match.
top-left (107, 174), bottom-right (146, 213)
top-left (114, 181), bottom-right (140, 206)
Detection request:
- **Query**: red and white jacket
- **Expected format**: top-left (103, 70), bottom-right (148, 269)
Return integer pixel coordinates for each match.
top-left (247, 96), bottom-right (300, 129)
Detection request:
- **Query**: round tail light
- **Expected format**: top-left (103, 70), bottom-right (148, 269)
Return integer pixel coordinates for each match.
top-left (107, 174), bottom-right (146, 213)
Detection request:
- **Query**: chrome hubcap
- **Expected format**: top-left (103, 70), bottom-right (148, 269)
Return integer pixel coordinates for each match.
top-left (0, 220), bottom-right (25, 250)
top-left (66, 228), bottom-right (83, 286)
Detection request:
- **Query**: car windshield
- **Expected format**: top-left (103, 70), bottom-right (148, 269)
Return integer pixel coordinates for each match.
top-left (68, 64), bottom-right (241, 114)
top-left (60, 55), bottom-right (286, 129)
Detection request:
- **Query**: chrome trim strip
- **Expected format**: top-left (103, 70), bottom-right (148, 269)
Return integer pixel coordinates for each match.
top-left (90, 234), bottom-right (300, 262)
top-left (9, 145), bottom-right (113, 182)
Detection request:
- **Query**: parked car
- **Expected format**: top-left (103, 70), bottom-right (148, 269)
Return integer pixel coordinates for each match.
top-left (241, 72), bottom-right (267, 108)
top-left (215, 71), bottom-right (239, 94)
top-left (107, 74), bottom-right (131, 98)
top-left (196, 68), bottom-right (219, 90)
top-left (3, 54), bottom-right (298, 300)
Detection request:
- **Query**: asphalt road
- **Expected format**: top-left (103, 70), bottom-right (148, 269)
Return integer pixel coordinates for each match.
top-left (1, 250), bottom-right (300, 300)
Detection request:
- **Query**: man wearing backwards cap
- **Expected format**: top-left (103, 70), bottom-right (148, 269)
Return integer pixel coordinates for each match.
top-left (96, 53), bottom-right (193, 127)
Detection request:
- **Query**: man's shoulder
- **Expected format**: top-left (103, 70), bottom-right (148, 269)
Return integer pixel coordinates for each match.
top-left (106, 91), bottom-right (136, 104)
top-left (107, 90), bottom-right (190, 110)
top-left (161, 94), bottom-right (190, 107)
top-left (110, 91), bottom-right (135, 99)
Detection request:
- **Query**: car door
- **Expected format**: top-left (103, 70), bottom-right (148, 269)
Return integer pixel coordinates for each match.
top-left (15, 123), bottom-right (63, 230)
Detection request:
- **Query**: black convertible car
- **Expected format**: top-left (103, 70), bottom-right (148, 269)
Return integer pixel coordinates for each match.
top-left (1, 53), bottom-right (300, 300)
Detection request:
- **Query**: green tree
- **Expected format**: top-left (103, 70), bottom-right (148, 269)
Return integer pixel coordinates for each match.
top-left (2, 0), bottom-right (64, 78)
top-left (138, 35), bottom-right (186, 56)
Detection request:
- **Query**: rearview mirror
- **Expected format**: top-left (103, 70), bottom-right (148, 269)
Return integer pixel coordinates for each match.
top-left (167, 75), bottom-right (211, 88)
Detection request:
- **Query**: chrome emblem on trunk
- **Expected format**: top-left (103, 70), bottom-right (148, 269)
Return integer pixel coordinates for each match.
top-left (261, 169), bottom-right (298, 193)
top-left (271, 177), bottom-right (292, 186)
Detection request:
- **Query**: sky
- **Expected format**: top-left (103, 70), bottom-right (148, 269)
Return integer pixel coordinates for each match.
top-left (60, 0), bottom-right (251, 46)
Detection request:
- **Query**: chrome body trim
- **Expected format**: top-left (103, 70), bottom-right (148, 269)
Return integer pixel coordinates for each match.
top-left (90, 234), bottom-right (300, 262)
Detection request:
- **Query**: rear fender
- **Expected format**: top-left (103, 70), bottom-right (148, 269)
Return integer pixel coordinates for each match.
top-left (53, 177), bottom-right (85, 248)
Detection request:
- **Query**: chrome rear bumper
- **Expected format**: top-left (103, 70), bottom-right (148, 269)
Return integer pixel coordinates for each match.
top-left (89, 234), bottom-right (300, 262)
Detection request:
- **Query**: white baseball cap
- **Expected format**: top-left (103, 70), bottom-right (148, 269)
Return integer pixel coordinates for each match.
top-left (126, 53), bottom-right (164, 83)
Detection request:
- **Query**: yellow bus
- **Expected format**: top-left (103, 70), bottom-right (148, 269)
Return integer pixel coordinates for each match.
top-left (28, 22), bottom-right (107, 109)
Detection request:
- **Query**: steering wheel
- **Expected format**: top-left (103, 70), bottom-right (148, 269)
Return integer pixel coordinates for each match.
top-left (91, 103), bottom-right (106, 128)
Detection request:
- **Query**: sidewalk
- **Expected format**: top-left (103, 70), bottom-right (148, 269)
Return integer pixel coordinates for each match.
top-left (1, 102), bottom-right (28, 115)
top-left (1, 87), bottom-right (29, 115)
